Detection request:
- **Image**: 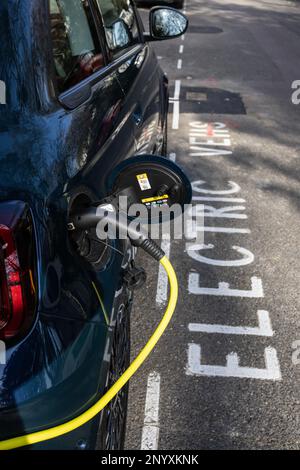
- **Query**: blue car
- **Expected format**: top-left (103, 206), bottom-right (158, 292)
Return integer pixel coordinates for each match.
top-left (0, 0), bottom-right (187, 450)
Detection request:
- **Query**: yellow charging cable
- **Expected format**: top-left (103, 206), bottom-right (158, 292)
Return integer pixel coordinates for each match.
top-left (0, 255), bottom-right (178, 451)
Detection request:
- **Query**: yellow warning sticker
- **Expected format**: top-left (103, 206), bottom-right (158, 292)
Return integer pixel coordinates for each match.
top-left (141, 195), bottom-right (169, 204)
top-left (136, 173), bottom-right (151, 191)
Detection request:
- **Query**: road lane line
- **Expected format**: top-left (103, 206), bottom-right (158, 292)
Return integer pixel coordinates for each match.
top-left (169, 152), bottom-right (177, 162)
top-left (172, 101), bottom-right (180, 130)
top-left (177, 59), bottom-right (182, 69)
top-left (179, 45), bottom-right (184, 54)
top-left (173, 79), bottom-right (181, 101)
top-left (170, 80), bottom-right (181, 130)
top-left (141, 372), bottom-right (161, 450)
top-left (156, 235), bottom-right (171, 306)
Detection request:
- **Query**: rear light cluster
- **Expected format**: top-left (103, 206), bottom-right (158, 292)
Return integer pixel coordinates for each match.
top-left (0, 201), bottom-right (37, 341)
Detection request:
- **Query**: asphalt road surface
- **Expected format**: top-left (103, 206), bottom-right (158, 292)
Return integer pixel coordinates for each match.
top-left (125, 0), bottom-right (300, 450)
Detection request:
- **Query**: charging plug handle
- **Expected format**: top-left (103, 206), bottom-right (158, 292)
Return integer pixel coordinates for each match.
top-left (68, 207), bottom-right (165, 261)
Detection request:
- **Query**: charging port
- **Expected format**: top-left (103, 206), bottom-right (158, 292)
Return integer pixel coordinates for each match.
top-left (68, 193), bottom-right (112, 270)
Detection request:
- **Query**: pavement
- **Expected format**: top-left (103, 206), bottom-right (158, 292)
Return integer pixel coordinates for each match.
top-left (125, 0), bottom-right (300, 450)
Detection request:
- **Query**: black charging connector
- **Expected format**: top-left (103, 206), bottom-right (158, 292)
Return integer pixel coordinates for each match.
top-left (68, 207), bottom-right (165, 262)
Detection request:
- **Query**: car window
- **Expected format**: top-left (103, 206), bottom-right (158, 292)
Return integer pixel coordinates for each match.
top-left (49, 0), bottom-right (105, 93)
top-left (96, 0), bottom-right (140, 57)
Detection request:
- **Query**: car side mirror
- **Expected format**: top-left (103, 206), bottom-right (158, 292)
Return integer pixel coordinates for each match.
top-left (107, 154), bottom-right (192, 223)
top-left (146, 7), bottom-right (188, 41)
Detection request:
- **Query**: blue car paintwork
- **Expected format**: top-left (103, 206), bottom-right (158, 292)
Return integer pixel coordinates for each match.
top-left (0, 0), bottom-right (168, 449)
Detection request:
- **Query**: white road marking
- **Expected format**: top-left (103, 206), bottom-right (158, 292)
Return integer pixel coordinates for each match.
top-left (172, 79), bottom-right (181, 101)
top-left (177, 59), bottom-right (182, 70)
top-left (189, 122), bottom-right (233, 156)
top-left (174, 81), bottom-right (180, 101)
top-left (181, 34), bottom-right (185, 41)
top-left (188, 275), bottom-right (264, 297)
top-left (186, 221), bottom-right (251, 235)
top-left (141, 372), bottom-right (161, 450)
top-left (179, 45), bottom-right (184, 54)
top-left (187, 345), bottom-right (281, 381)
top-left (192, 197), bottom-right (246, 203)
top-left (188, 310), bottom-right (273, 337)
top-left (156, 235), bottom-right (171, 306)
top-left (169, 80), bottom-right (181, 130)
top-left (190, 147), bottom-right (233, 157)
top-left (192, 180), bottom-right (241, 195)
top-left (172, 101), bottom-right (180, 130)
top-left (184, 117), bottom-right (282, 384)
top-left (188, 204), bottom-right (248, 219)
top-left (169, 152), bottom-right (177, 162)
top-left (206, 227), bottom-right (249, 233)
top-left (187, 244), bottom-right (254, 267)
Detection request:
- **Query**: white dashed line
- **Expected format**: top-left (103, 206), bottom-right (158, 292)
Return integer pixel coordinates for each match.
top-left (169, 152), bottom-right (177, 162)
top-left (179, 45), bottom-right (184, 54)
top-left (141, 372), bottom-right (161, 450)
top-left (177, 59), bottom-right (182, 70)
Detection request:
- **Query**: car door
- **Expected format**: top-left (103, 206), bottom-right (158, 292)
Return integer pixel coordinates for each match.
top-left (45, 0), bottom-right (135, 428)
top-left (95, 0), bottom-right (163, 155)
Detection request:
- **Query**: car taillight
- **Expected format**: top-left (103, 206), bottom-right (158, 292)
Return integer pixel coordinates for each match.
top-left (0, 201), bottom-right (37, 341)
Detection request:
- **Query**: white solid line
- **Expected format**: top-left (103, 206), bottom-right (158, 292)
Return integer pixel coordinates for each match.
top-left (173, 79), bottom-right (181, 101)
top-left (169, 152), bottom-right (176, 162)
top-left (156, 235), bottom-right (171, 305)
top-left (172, 101), bottom-right (180, 130)
top-left (141, 372), bottom-right (161, 450)
top-left (177, 59), bottom-right (182, 70)
top-left (179, 45), bottom-right (184, 54)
